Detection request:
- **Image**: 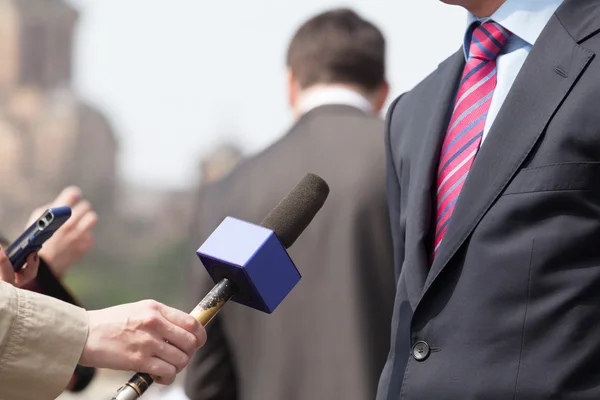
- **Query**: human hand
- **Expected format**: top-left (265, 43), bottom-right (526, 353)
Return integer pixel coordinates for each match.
top-left (0, 246), bottom-right (39, 286)
top-left (27, 186), bottom-right (98, 277)
top-left (80, 300), bottom-right (207, 385)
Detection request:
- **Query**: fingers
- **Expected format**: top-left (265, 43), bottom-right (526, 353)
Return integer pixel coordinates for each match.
top-left (52, 186), bottom-right (82, 208)
top-left (146, 358), bottom-right (177, 385)
top-left (0, 247), bottom-right (15, 285)
top-left (129, 351), bottom-right (177, 385)
top-left (152, 340), bottom-right (190, 374)
top-left (80, 301), bottom-right (203, 382)
top-left (61, 200), bottom-right (93, 230)
top-left (50, 186), bottom-right (93, 231)
top-left (157, 304), bottom-right (206, 351)
top-left (17, 252), bottom-right (39, 284)
top-left (67, 201), bottom-right (98, 235)
top-left (155, 317), bottom-right (198, 359)
top-left (136, 302), bottom-right (205, 378)
top-left (63, 204), bottom-right (97, 241)
top-left (71, 199), bottom-right (92, 220)
top-left (130, 305), bottom-right (196, 384)
top-left (63, 208), bottom-right (97, 254)
top-left (0, 250), bottom-right (39, 286)
top-left (77, 209), bottom-right (99, 232)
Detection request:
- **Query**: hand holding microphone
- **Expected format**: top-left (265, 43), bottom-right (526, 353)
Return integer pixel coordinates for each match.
top-left (81, 300), bottom-right (206, 385)
top-left (111, 173), bottom-right (330, 399)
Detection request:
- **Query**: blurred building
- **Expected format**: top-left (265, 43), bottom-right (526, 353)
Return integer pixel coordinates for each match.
top-left (199, 143), bottom-right (244, 185)
top-left (117, 142), bottom-right (245, 251)
top-left (0, 0), bottom-right (247, 311)
top-left (0, 0), bottom-right (117, 235)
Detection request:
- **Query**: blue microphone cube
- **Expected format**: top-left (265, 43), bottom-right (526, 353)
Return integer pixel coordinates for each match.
top-left (196, 216), bottom-right (301, 313)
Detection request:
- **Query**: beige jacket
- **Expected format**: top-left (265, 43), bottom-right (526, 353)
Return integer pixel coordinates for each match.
top-left (0, 281), bottom-right (88, 400)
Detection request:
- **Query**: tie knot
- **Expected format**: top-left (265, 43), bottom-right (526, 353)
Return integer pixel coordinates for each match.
top-left (468, 21), bottom-right (511, 61)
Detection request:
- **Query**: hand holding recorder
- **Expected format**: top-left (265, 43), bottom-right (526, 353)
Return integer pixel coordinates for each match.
top-left (27, 186), bottom-right (98, 277)
top-left (0, 205), bottom-right (68, 285)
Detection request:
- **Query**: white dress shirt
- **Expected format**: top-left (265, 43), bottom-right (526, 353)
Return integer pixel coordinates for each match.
top-left (296, 86), bottom-right (373, 115)
top-left (463, 0), bottom-right (564, 142)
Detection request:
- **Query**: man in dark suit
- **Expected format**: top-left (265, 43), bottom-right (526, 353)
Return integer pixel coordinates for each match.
top-left (377, 0), bottom-right (600, 399)
top-left (184, 8), bottom-right (395, 400)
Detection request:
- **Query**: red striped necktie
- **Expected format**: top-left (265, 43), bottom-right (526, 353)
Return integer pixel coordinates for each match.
top-left (434, 21), bottom-right (511, 256)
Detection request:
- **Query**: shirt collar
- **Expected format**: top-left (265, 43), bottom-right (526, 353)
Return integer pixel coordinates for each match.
top-left (463, 0), bottom-right (564, 59)
top-left (296, 85), bottom-right (373, 115)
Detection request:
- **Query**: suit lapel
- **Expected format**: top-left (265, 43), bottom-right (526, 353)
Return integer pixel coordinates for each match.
top-left (422, 9), bottom-right (596, 299)
top-left (402, 50), bottom-right (465, 308)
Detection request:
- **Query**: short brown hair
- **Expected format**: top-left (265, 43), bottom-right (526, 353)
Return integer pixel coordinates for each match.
top-left (286, 8), bottom-right (385, 93)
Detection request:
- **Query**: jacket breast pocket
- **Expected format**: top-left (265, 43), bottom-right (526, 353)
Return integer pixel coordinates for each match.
top-left (503, 162), bottom-right (600, 195)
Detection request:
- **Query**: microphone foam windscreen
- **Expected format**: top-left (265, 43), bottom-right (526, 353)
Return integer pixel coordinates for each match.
top-left (260, 173), bottom-right (330, 248)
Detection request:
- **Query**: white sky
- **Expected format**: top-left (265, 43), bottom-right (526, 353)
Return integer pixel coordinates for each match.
top-left (65, 0), bottom-right (466, 190)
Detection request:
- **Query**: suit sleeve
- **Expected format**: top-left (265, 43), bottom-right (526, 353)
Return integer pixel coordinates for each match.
top-left (184, 186), bottom-right (238, 400)
top-left (385, 96), bottom-right (406, 281)
top-left (0, 281), bottom-right (88, 400)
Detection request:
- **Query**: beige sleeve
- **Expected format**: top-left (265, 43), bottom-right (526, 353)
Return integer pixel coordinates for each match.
top-left (0, 281), bottom-right (89, 400)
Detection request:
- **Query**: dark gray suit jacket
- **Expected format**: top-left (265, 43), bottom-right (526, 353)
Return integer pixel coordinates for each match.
top-left (377, 1), bottom-right (600, 399)
top-left (184, 105), bottom-right (395, 400)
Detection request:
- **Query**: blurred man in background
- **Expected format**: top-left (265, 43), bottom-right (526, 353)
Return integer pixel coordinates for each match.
top-left (184, 8), bottom-right (395, 400)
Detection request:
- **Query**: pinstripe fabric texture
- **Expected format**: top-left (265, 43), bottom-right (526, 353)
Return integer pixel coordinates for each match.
top-left (434, 21), bottom-right (511, 255)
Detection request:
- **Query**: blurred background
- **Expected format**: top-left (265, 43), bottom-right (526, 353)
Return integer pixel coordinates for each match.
top-left (0, 0), bottom-right (466, 397)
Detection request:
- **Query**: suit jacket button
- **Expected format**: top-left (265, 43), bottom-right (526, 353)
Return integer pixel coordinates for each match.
top-left (412, 341), bottom-right (430, 361)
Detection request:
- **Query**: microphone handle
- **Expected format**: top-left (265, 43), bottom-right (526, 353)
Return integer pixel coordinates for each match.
top-left (111, 278), bottom-right (236, 400)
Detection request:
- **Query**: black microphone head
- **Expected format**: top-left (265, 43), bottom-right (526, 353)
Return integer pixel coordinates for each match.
top-left (260, 173), bottom-right (330, 248)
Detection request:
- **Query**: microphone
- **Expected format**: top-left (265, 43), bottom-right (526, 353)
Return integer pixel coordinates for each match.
top-left (111, 173), bottom-right (330, 400)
